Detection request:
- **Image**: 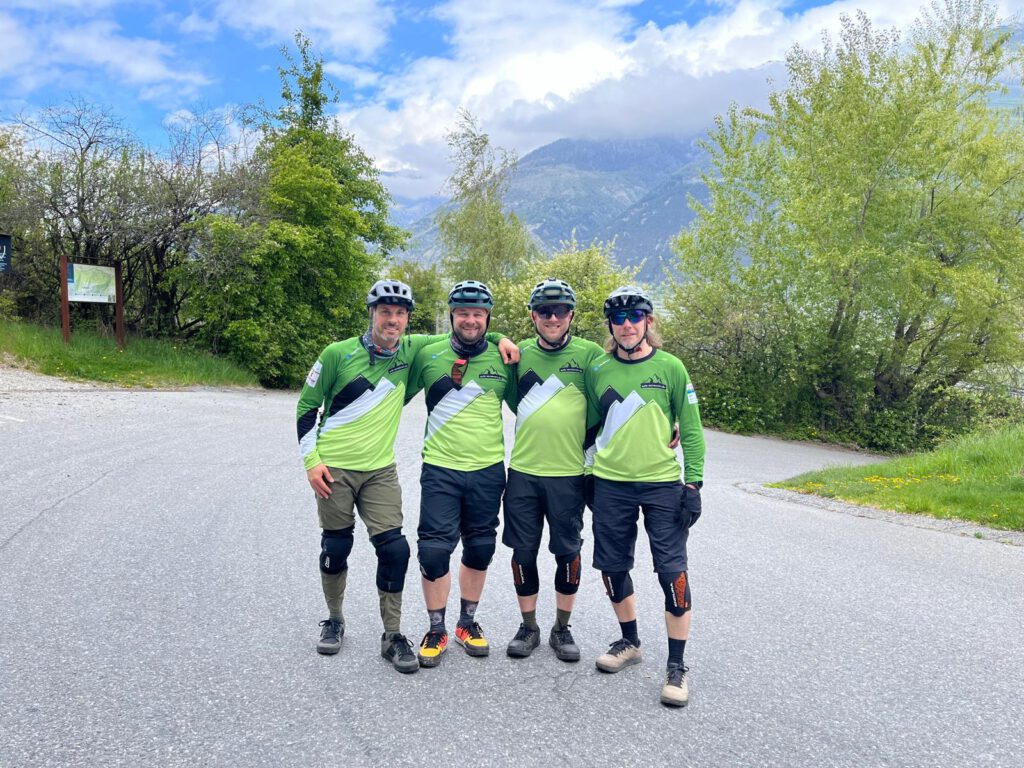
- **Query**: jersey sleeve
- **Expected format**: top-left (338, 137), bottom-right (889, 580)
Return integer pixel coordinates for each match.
top-left (296, 349), bottom-right (330, 469)
top-left (672, 361), bottom-right (705, 484)
top-left (405, 345), bottom-right (428, 404)
top-left (503, 360), bottom-right (519, 413)
top-left (582, 357), bottom-right (602, 468)
top-left (405, 333), bottom-right (447, 357)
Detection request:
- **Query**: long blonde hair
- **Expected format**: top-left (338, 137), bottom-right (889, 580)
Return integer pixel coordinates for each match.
top-left (604, 314), bottom-right (663, 354)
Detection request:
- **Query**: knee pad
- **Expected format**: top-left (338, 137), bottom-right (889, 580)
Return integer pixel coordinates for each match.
top-left (601, 570), bottom-right (634, 603)
top-left (461, 540), bottom-right (495, 571)
top-left (371, 528), bottom-right (410, 593)
top-left (554, 551), bottom-right (582, 595)
top-left (658, 571), bottom-right (691, 616)
top-left (418, 546), bottom-right (451, 582)
top-left (511, 549), bottom-right (540, 596)
top-left (319, 527), bottom-right (354, 575)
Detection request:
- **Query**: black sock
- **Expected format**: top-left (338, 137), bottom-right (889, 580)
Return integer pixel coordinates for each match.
top-left (459, 598), bottom-right (479, 626)
top-left (619, 620), bottom-right (640, 646)
top-left (428, 607), bottom-right (446, 634)
top-left (668, 638), bottom-right (686, 668)
top-left (521, 609), bottom-right (539, 630)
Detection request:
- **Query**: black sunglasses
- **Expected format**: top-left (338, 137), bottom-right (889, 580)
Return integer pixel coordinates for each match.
top-left (535, 305), bottom-right (571, 319)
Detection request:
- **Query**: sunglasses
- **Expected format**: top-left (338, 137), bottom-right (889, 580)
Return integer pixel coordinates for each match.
top-left (451, 358), bottom-right (468, 386)
top-left (535, 305), bottom-right (571, 319)
top-left (610, 309), bottom-right (648, 326)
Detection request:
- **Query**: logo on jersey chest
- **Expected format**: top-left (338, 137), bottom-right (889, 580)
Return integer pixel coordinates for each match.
top-left (387, 361), bottom-right (409, 374)
top-left (641, 374), bottom-right (667, 390)
top-left (559, 358), bottom-right (583, 374)
top-left (477, 366), bottom-right (504, 381)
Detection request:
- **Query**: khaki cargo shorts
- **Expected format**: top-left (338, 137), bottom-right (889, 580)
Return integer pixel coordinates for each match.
top-left (316, 463), bottom-right (403, 536)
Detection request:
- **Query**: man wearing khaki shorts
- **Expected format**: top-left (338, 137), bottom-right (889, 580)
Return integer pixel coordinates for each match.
top-left (297, 278), bottom-right (519, 673)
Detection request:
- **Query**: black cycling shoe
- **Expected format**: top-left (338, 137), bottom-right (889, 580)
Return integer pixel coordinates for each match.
top-left (381, 633), bottom-right (419, 674)
top-left (548, 623), bottom-right (581, 662)
top-left (317, 618), bottom-right (344, 655)
top-left (506, 623), bottom-right (541, 658)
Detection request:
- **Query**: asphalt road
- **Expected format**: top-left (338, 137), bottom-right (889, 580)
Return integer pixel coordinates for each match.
top-left (1, 373), bottom-right (1022, 767)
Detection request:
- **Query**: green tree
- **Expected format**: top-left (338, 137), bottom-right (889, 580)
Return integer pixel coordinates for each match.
top-left (491, 237), bottom-right (639, 343)
top-left (436, 111), bottom-right (539, 286)
top-left (388, 260), bottom-right (446, 334)
top-left (669, 0), bottom-right (1024, 449)
top-left (184, 33), bottom-right (405, 386)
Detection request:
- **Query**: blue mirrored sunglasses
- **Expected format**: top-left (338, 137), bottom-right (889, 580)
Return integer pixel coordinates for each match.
top-left (610, 309), bottom-right (648, 326)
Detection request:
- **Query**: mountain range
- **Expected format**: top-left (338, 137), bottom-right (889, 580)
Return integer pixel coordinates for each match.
top-left (390, 136), bottom-right (711, 282)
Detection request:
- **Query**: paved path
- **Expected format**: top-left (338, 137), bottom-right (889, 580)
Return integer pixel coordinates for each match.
top-left (1, 370), bottom-right (1022, 767)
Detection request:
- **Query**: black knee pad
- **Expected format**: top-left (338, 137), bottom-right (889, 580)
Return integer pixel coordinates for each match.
top-left (319, 527), bottom-right (354, 574)
top-left (511, 549), bottom-right (540, 596)
top-left (371, 528), bottom-right (410, 593)
top-left (418, 546), bottom-right (451, 582)
top-left (554, 551), bottom-right (582, 595)
top-left (461, 540), bottom-right (495, 571)
top-left (600, 570), bottom-right (634, 603)
top-left (658, 571), bottom-right (691, 616)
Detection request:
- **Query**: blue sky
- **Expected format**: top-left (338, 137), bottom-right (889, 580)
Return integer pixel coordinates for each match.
top-left (2, 0), bottom-right (1023, 199)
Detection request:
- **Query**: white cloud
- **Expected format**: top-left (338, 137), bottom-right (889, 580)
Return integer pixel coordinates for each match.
top-left (0, 13), bottom-right (34, 80)
top-left (324, 62), bottom-right (381, 89)
top-left (214, 0), bottom-right (395, 59)
top-left (49, 21), bottom-right (210, 93)
top-left (338, 0), bottom-right (1024, 199)
top-left (0, 13), bottom-right (210, 104)
top-left (180, 11), bottom-right (219, 39)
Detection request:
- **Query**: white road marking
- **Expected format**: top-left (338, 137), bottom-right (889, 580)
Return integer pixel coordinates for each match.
top-left (0, 413), bottom-right (26, 422)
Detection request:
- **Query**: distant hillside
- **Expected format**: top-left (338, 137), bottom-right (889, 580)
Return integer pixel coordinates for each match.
top-left (596, 159), bottom-right (710, 281)
top-left (394, 136), bottom-right (709, 278)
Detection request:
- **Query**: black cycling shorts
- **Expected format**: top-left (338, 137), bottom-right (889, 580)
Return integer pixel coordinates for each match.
top-left (417, 461), bottom-right (506, 555)
top-left (591, 477), bottom-right (687, 573)
top-left (502, 468), bottom-right (584, 555)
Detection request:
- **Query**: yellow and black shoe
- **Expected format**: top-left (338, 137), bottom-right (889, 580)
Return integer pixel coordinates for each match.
top-left (418, 629), bottom-right (448, 668)
top-left (454, 621), bottom-right (490, 657)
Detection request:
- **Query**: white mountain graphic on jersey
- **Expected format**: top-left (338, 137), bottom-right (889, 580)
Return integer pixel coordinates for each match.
top-left (320, 379), bottom-right (397, 433)
top-left (426, 381), bottom-right (486, 440)
top-left (595, 391), bottom-right (646, 451)
top-left (301, 378), bottom-right (398, 461)
top-left (515, 374), bottom-right (566, 434)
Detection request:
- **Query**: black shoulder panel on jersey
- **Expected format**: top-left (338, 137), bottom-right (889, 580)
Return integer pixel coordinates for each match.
top-left (518, 369), bottom-right (543, 398)
top-left (426, 377), bottom-right (457, 413)
top-left (599, 386), bottom-right (624, 413)
top-left (328, 375), bottom-right (374, 417)
top-left (598, 386), bottom-right (625, 431)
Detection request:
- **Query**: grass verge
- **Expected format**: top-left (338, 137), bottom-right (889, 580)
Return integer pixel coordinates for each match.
top-left (0, 318), bottom-right (258, 388)
top-left (771, 423), bottom-right (1024, 531)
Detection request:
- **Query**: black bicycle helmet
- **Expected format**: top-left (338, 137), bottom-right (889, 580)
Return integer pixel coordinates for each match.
top-left (528, 278), bottom-right (576, 310)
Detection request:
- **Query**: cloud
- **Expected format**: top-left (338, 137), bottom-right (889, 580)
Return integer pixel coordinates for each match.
top-left (179, 11), bottom-right (219, 39)
top-left (0, 13), bottom-right (34, 81)
top-left (213, 0), bottom-right (396, 60)
top-left (338, 0), bottom-right (1024, 199)
top-left (50, 21), bottom-right (210, 93)
top-left (0, 12), bottom-right (210, 105)
top-left (324, 62), bottom-right (382, 90)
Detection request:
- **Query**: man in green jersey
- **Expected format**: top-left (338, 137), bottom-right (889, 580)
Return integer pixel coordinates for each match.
top-left (296, 279), bottom-right (518, 673)
top-left (584, 285), bottom-right (705, 708)
top-left (504, 278), bottom-right (605, 662)
top-left (405, 280), bottom-right (517, 668)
